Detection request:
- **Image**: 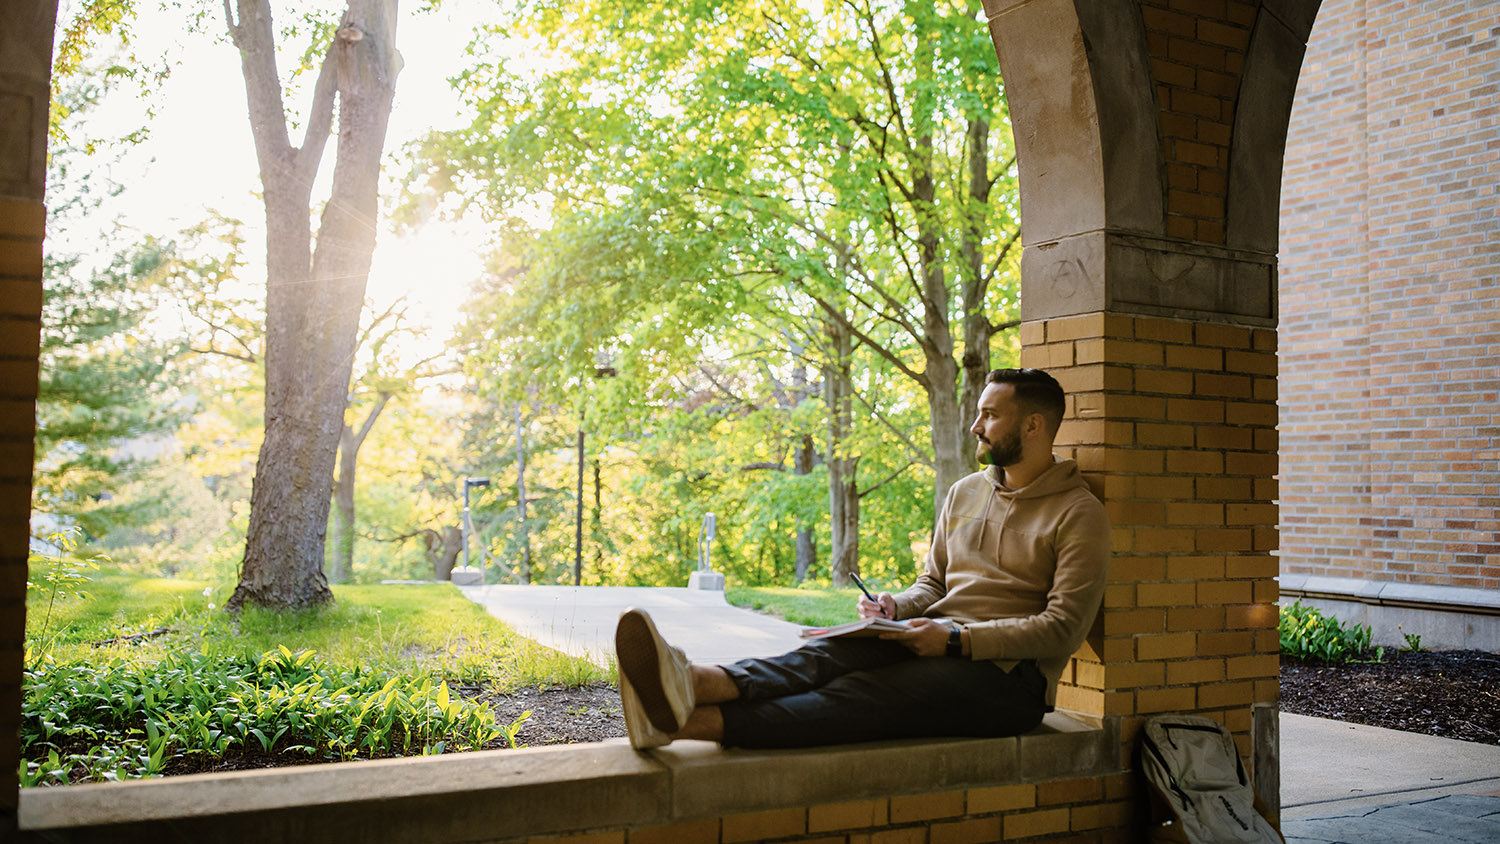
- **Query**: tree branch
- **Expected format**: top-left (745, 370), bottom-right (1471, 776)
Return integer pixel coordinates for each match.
top-left (295, 39), bottom-right (340, 190)
top-left (858, 461), bottom-right (914, 499)
top-left (852, 386), bottom-right (933, 467)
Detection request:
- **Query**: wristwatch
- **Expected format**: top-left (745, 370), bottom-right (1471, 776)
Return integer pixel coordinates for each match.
top-left (946, 624), bottom-right (964, 658)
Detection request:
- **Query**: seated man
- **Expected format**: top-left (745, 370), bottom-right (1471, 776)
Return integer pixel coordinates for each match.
top-left (615, 367), bottom-right (1110, 750)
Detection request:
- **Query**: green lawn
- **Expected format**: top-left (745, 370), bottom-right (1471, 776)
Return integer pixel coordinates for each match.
top-left (29, 569), bottom-right (607, 690)
top-left (725, 585), bottom-right (865, 627)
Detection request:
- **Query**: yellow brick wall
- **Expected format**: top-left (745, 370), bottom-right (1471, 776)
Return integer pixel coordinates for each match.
top-left (1022, 312), bottom-right (1279, 778)
top-left (523, 774), bottom-right (1139, 844)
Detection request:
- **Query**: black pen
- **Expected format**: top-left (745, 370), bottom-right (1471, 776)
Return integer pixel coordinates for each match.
top-left (850, 572), bottom-right (886, 617)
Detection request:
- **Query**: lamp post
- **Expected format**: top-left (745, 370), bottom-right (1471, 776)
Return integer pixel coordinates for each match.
top-left (575, 363), bottom-right (617, 586)
top-left (462, 477), bottom-right (490, 578)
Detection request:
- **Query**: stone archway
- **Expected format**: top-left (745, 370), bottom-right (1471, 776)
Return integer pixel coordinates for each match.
top-left (979, 0), bottom-right (1321, 815)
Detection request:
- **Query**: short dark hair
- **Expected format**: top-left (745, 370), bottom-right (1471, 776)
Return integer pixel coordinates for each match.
top-left (985, 368), bottom-right (1066, 433)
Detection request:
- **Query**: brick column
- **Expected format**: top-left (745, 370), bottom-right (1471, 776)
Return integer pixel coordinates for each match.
top-left (1, 0), bottom-right (60, 827)
top-left (1021, 312), bottom-right (1280, 761)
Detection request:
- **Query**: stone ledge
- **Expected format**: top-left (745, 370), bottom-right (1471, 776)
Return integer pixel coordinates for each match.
top-left (17, 712), bottom-right (1116, 844)
top-left (1279, 575), bottom-right (1500, 615)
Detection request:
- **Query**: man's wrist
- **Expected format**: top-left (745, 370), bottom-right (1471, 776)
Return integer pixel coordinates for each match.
top-left (946, 624), bottom-right (965, 658)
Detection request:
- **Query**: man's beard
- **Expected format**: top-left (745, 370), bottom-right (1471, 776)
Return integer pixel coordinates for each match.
top-left (976, 428), bottom-right (1023, 467)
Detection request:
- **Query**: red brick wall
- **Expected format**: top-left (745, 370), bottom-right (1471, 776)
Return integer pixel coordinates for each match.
top-left (1279, 0), bottom-right (1500, 589)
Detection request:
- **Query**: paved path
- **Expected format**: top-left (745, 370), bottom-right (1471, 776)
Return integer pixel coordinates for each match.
top-left (455, 584), bottom-right (1500, 842)
top-left (1281, 713), bottom-right (1500, 843)
top-left (456, 584), bottom-right (807, 667)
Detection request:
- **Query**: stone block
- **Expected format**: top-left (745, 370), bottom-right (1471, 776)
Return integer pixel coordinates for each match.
top-left (449, 567), bottom-right (483, 586)
top-left (687, 570), bottom-right (724, 591)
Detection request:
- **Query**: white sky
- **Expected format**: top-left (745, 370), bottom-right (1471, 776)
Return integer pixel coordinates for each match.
top-left (62, 0), bottom-right (505, 366)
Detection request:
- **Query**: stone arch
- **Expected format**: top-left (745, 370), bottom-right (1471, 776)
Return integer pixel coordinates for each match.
top-left (980, 0), bottom-right (1322, 812)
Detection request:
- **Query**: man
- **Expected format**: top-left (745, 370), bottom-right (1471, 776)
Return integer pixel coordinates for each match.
top-left (615, 367), bottom-right (1109, 749)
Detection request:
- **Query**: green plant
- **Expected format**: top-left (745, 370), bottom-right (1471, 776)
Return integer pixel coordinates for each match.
top-left (25, 528), bottom-right (104, 662)
top-left (1399, 625), bottom-right (1424, 652)
top-left (1279, 600), bottom-right (1372, 663)
top-left (19, 646), bottom-right (526, 786)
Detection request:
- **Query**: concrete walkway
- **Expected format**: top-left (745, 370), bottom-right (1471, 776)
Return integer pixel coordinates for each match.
top-left (456, 584), bottom-right (807, 667)
top-left (457, 584), bottom-right (1500, 842)
top-left (1280, 713), bottom-right (1500, 843)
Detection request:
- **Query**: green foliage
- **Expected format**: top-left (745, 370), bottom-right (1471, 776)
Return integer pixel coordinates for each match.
top-left (406, 0), bottom-right (1022, 589)
top-left (19, 571), bottom-right (605, 786)
top-left (1279, 600), bottom-right (1373, 663)
top-left (19, 647), bottom-right (518, 786)
top-left (25, 529), bottom-right (104, 662)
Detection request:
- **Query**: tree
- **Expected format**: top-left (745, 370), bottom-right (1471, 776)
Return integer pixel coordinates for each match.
top-left (418, 0), bottom-right (1022, 584)
top-left (221, 0), bottom-right (403, 610)
top-left (329, 301), bottom-right (445, 583)
top-left (32, 75), bottom-right (186, 541)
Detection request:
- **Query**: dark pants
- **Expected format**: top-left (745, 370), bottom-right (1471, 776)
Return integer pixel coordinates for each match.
top-left (717, 637), bottom-right (1048, 749)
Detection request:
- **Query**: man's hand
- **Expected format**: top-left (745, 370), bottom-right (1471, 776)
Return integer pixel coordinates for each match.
top-left (857, 592), bottom-right (897, 620)
top-left (880, 617), bottom-right (952, 657)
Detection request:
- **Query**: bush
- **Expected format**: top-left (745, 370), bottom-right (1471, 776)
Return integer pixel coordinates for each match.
top-left (20, 646), bottom-right (526, 787)
top-left (1279, 600), bottom-right (1372, 663)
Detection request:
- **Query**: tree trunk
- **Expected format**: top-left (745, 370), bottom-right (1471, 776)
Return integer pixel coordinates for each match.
top-left (793, 432), bottom-right (817, 582)
top-left (423, 525), bottom-right (463, 580)
top-left (908, 26), bottom-right (967, 519)
top-left (959, 117), bottom-right (994, 435)
top-left (825, 318), bottom-right (859, 587)
top-left (225, 0), bottom-right (403, 611)
top-left (329, 391), bottom-right (390, 583)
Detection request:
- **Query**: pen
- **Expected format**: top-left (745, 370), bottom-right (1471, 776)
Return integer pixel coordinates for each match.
top-left (850, 572), bottom-right (885, 617)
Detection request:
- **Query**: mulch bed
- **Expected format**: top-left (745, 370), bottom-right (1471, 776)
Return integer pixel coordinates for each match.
top-left (1278, 649), bottom-right (1500, 745)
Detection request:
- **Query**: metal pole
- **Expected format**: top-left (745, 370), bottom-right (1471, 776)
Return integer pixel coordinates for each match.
top-left (574, 424), bottom-right (584, 586)
top-left (462, 481), bottom-right (471, 573)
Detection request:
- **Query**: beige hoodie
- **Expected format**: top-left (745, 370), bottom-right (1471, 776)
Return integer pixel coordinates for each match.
top-left (891, 458), bottom-right (1110, 707)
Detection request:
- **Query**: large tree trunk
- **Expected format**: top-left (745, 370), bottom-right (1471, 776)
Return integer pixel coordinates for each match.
top-left (225, 0), bottom-right (403, 611)
top-left (909, 26), bottom-right (968, 518)
top-left (825, 319), bottom-right (859, 587)
top-left (329, 391), bottom-right (391, 583)
top-left (959, 117), bottom-right (994, 433)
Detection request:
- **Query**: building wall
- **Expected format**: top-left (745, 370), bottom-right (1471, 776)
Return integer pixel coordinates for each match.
top-left (1280, 0), bottom-right (1500, 598)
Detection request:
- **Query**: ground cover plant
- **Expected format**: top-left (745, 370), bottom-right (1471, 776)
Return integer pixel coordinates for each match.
top-left (22, 565), bottom-right (609, 785)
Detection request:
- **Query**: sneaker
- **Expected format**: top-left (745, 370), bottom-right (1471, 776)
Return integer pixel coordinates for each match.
top-left (618, 671), bottom-right (672, 749)
top-left (615, 608), bottom-right (695, 737)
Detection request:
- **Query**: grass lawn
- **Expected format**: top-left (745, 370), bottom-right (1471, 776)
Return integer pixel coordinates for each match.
top-left (30, 569), bottom-right (606, 689)
top-left (725, 585), bottom-right (865, 627)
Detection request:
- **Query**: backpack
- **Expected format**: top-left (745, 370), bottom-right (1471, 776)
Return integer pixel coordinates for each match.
top-left (1140, 714), bottom-right (1284, 844)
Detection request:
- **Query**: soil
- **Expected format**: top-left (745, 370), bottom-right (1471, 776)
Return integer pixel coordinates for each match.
top-left (154, 649), bottom-right (1500, 778)
top-left (1278, 649), bottom-right (1500, 745)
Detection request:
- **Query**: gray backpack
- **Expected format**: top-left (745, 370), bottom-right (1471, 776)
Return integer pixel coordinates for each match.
top-left (1140, 715), bottom-right (1284, 844)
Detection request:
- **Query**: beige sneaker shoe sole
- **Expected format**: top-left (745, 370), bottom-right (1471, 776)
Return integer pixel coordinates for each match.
top-left (616, 608), bottom-right (688, 734)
